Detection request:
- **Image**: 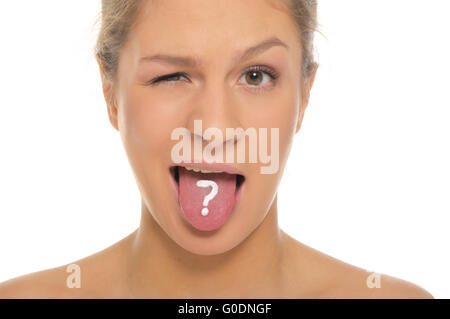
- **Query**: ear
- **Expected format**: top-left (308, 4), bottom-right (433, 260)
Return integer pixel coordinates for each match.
top-left (295, 63), bottom-right (318, 133)
top-left (96, 54), bottom-right (119, 131)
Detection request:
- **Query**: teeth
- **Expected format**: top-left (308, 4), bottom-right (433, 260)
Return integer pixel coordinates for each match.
top-left (184, 166), bottom-right (223, 174)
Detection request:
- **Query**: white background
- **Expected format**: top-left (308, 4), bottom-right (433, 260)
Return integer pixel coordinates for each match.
top-left (0, 1), bottom-right (448, 298)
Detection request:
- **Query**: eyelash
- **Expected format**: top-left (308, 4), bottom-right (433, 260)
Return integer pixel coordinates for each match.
top-left (147, 65), bottom-right (279, 93)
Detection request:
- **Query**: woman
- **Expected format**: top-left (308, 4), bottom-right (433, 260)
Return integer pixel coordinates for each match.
top-left (0, 0), bottom-right (433, 298)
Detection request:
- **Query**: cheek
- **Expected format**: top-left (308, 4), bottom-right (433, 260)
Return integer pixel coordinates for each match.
top-left (240, 86), bottom-right (299, 152)
top-left (240, 87), bottom-right (299, 209)
top-left (119, 88), bottom-right (179, 155)
top-left (271, 85), bottom-right (299, 155)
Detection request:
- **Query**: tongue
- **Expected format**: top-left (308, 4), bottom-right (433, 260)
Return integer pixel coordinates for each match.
top-left (178, 167), bottom-right (236, 231)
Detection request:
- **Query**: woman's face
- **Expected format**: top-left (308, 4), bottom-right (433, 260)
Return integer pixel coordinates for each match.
top-left (105, 0), bottom-right (313, 255)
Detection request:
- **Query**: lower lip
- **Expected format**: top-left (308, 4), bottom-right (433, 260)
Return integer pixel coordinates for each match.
top-left (169, 167), bottom-right (244, 231)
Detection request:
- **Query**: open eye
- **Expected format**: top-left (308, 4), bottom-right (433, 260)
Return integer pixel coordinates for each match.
top-left (238, 65), bottom-right (279, 91)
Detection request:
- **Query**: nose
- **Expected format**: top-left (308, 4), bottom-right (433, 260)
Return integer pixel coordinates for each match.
top-left (185, 81), bottom-right (242, 151)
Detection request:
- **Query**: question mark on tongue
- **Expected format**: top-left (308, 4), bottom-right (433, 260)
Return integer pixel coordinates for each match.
top-left (196, 180), bottom-right (218, 216)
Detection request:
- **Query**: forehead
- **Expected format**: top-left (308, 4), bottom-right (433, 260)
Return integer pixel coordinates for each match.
top-left (128, 0), bottom-right (300, 58)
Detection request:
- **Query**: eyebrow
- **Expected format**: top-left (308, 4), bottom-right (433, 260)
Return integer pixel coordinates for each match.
top-left (139, 36), bottom-right (289, 68)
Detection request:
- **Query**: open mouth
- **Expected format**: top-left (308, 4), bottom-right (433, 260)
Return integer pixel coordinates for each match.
top-left (169, 165), bottom-right (245, 231)
top-left (170, 166), bottom-right (245, 194)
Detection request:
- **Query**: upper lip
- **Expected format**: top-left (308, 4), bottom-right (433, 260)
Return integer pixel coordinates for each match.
top-left (174, 162), bottom-right (244, 176)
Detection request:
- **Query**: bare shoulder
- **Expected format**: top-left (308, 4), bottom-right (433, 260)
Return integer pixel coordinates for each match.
top-left (0, 231), bottom-right (135, 298)
top-left (365, 273), bottom-right (434, 299)
top-left (0, 264), bottom-right (77, 298)
top-left (282, 232), bottom-right (434, 299)
top-left (326, 267), bottom-right (435, 299)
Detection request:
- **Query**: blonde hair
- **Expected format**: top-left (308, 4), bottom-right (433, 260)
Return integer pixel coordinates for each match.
top-left (95, 0), bottom-right (319, 84)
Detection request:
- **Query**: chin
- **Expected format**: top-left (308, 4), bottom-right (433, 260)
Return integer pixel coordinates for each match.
top-left (160, 204), bottom-right (257, 256)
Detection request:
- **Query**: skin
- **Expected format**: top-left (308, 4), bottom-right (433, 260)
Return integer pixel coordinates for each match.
top-left (0, 0), bottom-right (434, 298)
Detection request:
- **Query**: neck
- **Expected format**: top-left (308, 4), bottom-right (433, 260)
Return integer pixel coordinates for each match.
top-left (126, 195), bottom-right (286, 298)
